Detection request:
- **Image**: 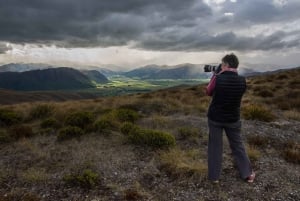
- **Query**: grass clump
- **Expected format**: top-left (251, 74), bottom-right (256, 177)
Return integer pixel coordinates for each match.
top-left (114, 108), bottom-right (140, 123)
top-left (9, 125), bottom-right (34, 140)
top-left (159, 148), bottom-right (207, 179)
top-left (177, 127), bottom-right (199, 140)
top-left (283, 110), bottom-right (300, 121)
top-left (282, 141), bottom-right (300, 164)
top-left (246, 145), bottom-right (261, 162)
top-left (128, 126), bottom-right (176, 148)
top-left (0, 108), bottom-right (22, 127)
top-left (20, 167), bottom-right (49, 183)
top-left (120, 122), bottom-right (139, 135)
top-left (40, 117), bottom-right (61, 129)
top-left (29, 104), bottom-right (54, 120)
top-left (63, 169), bottom-right (100, 189)
top-left (242, 104), bottom-right (276, 122)
top-left (65, 111), bottom-right (95, 130)
top-left (247, 135), bottom-right (269, 148)
top-left (57, 126), bottom-right (84, 141)
top-left (94, 118), bottom-right (115, 134)
top-left (0, 130), bottom-right (12, 143)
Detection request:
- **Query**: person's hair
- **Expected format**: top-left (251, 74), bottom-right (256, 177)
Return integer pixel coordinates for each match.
top-left (222, 53), bottom-right (239, 68)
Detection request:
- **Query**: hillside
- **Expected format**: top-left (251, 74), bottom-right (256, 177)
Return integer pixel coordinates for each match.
top-left (124, 64), bottom-right (209, 79)
top-left (80, 70), bottom-right (109, 84)
top-left (0, 67), bottom-right (299, 200)
top-left (0, 67), bottom-right (95, 91)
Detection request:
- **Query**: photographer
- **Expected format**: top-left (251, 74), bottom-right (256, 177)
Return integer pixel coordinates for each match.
top-left (205, 53), bottom-right (255, 183)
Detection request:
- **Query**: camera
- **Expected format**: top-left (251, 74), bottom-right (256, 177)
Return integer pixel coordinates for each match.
top-left (204, 64), bottom-right (222, 73)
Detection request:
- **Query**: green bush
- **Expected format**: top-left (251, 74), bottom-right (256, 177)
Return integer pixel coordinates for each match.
top-left (57, 126), bottom-right (84, 141)
top-left (120, 122), bottom-right (139, 135)
top-left (0, 130), bottom-right (12, 143)
top-left (63, 169), bottom-right (100, 189)
top-left (242, 104), bottom-right (276, 122)
top-left (29, 104), bottom-right (54, 120)
top-left (65, 111), bottom-right (95, 129)
top-left (0, 109), bottom-right (22, 126)
top-left (9, 125), bottom-right (34, 139)
top-left (128, 127), bottom-right (176, 148)
top-left (94, 118), bottom-right (115, 134)
top-left (114, 108), bottom-right (140, 123)
top-left (40, 118), bottom-right (60, 129)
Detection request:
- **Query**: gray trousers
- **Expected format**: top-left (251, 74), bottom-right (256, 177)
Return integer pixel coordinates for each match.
top-left (208, 119), bottom-right (252, 180)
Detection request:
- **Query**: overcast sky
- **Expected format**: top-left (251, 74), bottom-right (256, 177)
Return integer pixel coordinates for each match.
top-left (0, 0), bottom-right (299, 70)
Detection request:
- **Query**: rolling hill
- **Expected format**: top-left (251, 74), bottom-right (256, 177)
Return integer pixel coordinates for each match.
top-left (123, 64), bottom-right (209, 79)
top-left (0, 67), bottom-right (96, 91)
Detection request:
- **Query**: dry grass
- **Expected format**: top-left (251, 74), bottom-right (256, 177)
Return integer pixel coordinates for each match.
top-left (159, 148), bottom-right (207, 179)
top-left (282, 141), bottom-right (300, 164)
top-left (242, 104), bottom-right (276, 122)
top-left (283, 110), bottom-right (300, 121)
top-left (247, 135), bottom-right (269, 148)
top-left (246, 145), bottom-right (261, 162)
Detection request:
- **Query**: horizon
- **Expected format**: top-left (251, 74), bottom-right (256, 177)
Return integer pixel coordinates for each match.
top-left (0, 0), bottom-right (300, 71)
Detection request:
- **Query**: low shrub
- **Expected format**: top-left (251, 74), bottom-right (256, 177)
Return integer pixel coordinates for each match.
top-left (94, 118), bottom-right (115, 134)
top-left (9, 125), bottom-right (34, 139)
top-left (0, 109), bottom-right (22, 126)
top-left (40, 117), bottom-right (60, 129)
top-left (63, 169), bottom-right (100, 189)
top-left (0, 130), bottom-right (12, 143)
top-left (120, 122), bottom-right (139, 135)
top-left (57, 126), bottom-right (84, 141)
top-left (29, 104), bottom-right (54, 120)
top-left (242, 104), bottom-right (276, 122)
top-left (114, 108), bottom-right (140, 123)
top-left (128, 127), bottom-right (176, 148)
top-left (65, 111), bottom-right (95, 129)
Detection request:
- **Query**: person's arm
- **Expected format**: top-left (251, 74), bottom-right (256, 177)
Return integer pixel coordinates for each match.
top-left (206, 74), bottom-right (216, 96)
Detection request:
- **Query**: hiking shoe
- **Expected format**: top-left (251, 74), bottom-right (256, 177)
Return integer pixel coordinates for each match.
top-left (246, 172), bottom-right (255, 183)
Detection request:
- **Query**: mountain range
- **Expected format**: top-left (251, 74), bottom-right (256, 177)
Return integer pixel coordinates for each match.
top-left (0, 67), bottom-right (98, 91)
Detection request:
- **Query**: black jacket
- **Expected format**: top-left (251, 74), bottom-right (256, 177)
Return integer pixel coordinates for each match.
top-left (207, 71), bottom-right (246, 123)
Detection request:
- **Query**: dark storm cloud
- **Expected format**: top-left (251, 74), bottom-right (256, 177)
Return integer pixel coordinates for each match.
top-left (0, 0), bottom-right (299, 52)
top-left (137, 30), bottom-right (300, 51)
top-left (0, 0), bottom-right (210, 47)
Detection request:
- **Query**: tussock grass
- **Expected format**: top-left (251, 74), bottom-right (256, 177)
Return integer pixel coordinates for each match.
top-left (246, 145), bottom-right (261, 162)
top-left (282, 141), bottom-right (300, 164)
top-left (29, 104), bottom-right (54, 120)
top-left (57, 126), bottom-right (84, 141)
top-left (20, 167), bottom-right (49, 183)
top-left (149, 114), bottom-right (172, 129)
top-left (64, 111), bottom-right (95, 129)
top-left (177, 127), bottom-right (199, 140)
top-left (283, 110), bottom-right (300, 121)
top-left (63, 169), bottom-right (100, 189)
top-left (40, 117), bottom-right (61, 129)
top-left (0, 108), bottom-right (23, 127)
top-left (247, 135), bottom-right (269, 148)
top-left (9, 124), bottom-right (34, 140)
top-left (159, 148), bottom-right (207, 179)
top-left (126, 125), bottom-right (176, 148)
top-left (242, 104), bottom-right (276, 122)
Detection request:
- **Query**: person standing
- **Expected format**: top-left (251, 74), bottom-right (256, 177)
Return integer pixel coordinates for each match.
top-left (206, 53), bottom-right (255, 183)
